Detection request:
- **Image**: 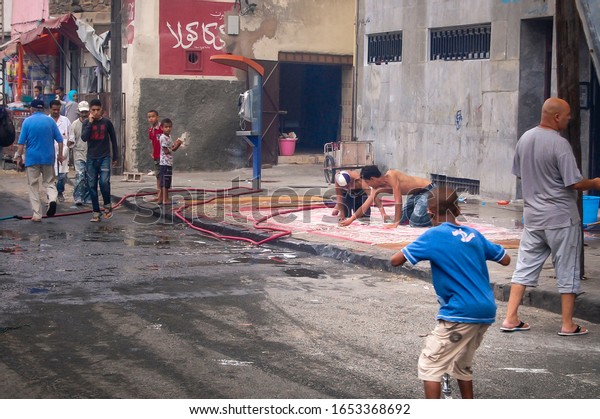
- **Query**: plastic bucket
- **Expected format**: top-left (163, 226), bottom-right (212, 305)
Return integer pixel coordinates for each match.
top-left (279, 138), bottom-right (297, 156)
top-left (582, 196), bottom-right (600, 224)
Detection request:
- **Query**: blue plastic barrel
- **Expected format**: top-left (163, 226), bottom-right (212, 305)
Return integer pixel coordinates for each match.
top-left (582, 196), bottom-right (600, 225)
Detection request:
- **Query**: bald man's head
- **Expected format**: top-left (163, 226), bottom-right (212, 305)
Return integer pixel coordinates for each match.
top-left (540, 98), bottom-right (571, 131)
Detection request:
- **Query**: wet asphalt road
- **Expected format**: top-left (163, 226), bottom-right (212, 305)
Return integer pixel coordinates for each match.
top-left (1, 194), bottom-right (600, 399)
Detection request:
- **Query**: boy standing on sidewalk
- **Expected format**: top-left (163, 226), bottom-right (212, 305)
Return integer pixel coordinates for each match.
top-left (147, 110), bottom-right (163, 202)
top-left (391, 187), bottom-right (510, 398)
top-left (82, 98), bottom-right (119, 222)
top-left (158, 118), bottom-right (182, 205)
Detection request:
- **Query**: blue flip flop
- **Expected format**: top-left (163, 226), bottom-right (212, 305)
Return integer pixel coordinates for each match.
top-left (500, 321), bottom-right (531, 332)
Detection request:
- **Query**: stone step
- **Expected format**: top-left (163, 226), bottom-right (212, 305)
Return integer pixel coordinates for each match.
top-left (278, 153), bottom-right (324, 165)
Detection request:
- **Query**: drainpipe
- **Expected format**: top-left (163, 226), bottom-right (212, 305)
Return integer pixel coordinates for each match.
top-left (111, 0), bottom-right (124, 174)
top-left (352, 0), bottom-right (359, 141)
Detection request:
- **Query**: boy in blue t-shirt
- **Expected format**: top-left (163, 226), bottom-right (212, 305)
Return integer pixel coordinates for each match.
top-left (391, 187), bottom-right (510, 398)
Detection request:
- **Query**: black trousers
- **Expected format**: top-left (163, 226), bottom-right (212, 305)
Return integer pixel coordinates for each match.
top-left (342, 189), bottom-right (370, 218)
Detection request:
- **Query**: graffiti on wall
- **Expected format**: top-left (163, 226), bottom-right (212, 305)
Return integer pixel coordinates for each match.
top-left (160, 1), bottom-right (234, 76)
top-left (166, 16), bottom-right (226, 51)
top-left (455, 110), bottom-right (463, 130)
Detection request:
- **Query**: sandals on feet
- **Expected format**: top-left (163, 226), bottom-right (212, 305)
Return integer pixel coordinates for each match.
top-left (500, 321), bottom-right (531, 332)
top-left (558, 325), bottom-right (588, 336)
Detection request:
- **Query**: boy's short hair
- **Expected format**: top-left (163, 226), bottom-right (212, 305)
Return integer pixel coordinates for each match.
top-left (360, 165), bottom-right (382, 180)
top-left (148, 109), bottom-right (159, 116)
top-left (429, 187), bottom-right (460, 217)
top-left (89, 98), bottom-right (102, 108)
top-left (161, 118), bottom-right (172, 126)
top-left (49, 99), bottom-right (62, 108)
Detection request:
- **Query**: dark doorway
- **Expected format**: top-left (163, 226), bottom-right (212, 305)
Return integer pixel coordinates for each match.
top-left (588, 69), bottom-right (600, 191)
top-left (279, 63), bottom-right (342, 152)
top-left (515, 18), bottom-right (553, 199)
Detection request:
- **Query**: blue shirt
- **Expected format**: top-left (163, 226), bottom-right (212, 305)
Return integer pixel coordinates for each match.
top-left (401, 222), bottom-right (506, 324)
top-left (17, 111), bottom-right (63, 167)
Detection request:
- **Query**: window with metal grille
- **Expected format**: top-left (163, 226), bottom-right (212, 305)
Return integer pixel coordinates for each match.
top-left (430, 24), bottom-right (491, 61)
top-left (367, 31), bottom-right (402, 64)
top-left (430, 174), bottom-right (480, 195)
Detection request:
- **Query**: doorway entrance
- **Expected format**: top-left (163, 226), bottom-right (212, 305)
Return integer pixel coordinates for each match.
top-left (279, 63), bottom-right (342, 153)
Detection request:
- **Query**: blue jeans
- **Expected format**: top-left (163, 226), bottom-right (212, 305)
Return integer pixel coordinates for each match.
top-left (56, 173), bottom-right (67, 194)
top-left (73, 160), bottom-right (91, 204)
top-left (87, 156), bottom-right (112, 213)
top-left (400, 187), bottom-right (434, 227)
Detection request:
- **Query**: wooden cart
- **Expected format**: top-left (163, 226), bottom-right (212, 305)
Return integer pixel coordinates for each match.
top-left (323, 140), bottom-right (374, 184)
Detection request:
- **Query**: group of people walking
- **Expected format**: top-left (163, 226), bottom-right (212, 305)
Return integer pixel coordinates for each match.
top-left (15, 97), bottom-right (119, 222)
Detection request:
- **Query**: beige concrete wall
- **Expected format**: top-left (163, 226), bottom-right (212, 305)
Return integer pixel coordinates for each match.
top-left (224, 0), bottom-right (355, 60)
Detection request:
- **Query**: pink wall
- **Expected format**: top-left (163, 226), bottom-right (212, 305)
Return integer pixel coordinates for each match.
top-left (11, 0), bottom-right (49, 38)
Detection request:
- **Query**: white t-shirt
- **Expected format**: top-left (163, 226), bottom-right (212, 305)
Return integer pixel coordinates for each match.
top-left (50, 114), bottom-right (73, 174)
top-left (159, 133), bottom-right (173, 166)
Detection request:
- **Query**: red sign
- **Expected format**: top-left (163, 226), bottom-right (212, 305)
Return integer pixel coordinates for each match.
top-left (159, 0), bottom-right (235, 76)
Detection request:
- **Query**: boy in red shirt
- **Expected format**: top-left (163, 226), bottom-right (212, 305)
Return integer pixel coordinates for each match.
top-left (147, 110), bottom-right (163, 202)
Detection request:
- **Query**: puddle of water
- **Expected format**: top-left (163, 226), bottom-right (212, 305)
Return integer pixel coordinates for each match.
top-left (227, 257), bottom-right (288, 265)
top-left (283, 268), bottom-right (325, 279)
top-left (28, 287), bottom-right (49, 294)
top-left (218, 359), bottom-right (254, 366)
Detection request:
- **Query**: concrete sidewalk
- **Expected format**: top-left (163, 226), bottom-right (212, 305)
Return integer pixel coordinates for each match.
top-left (2, 163), bottom-right (600, 324)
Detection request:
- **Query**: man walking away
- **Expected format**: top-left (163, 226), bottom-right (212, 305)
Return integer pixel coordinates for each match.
top-left (14, 99), bottom-right (64, 221)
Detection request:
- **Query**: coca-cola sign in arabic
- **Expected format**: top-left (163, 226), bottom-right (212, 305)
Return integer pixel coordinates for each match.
top-left (159, 0), bottom-right (235, 76)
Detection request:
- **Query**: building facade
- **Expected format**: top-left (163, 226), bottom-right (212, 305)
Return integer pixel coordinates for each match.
top-left (355, 0), bottom-right (597, 199)
top-left (123, 0), bottom-right (355, 173)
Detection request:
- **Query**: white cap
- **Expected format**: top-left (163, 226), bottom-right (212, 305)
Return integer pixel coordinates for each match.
top-left (336, 171), bottom-right (351, 187)
top-left (78, 101), bottom-right (89, 112)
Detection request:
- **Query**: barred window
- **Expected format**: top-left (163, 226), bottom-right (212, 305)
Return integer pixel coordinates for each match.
top-left (430, 24), bottom-right (491, 61)
top-left (367, 31), bottom-right (402, 64)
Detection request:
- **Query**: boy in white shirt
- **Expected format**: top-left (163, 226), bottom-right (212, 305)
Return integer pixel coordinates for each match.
top-left (158, 118), bottom-right (182, 205)
top-left (49, 99), bottom-right (74, 202)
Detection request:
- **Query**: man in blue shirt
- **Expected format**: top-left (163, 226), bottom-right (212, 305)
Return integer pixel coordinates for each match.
top-left (391, 187), bottom-right (510, 398)
top-left (15, 100), bottom-right (64, 221)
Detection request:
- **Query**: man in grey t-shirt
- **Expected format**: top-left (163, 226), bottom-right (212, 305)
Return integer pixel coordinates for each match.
top-left (501, 98), bottom-right (600, 336)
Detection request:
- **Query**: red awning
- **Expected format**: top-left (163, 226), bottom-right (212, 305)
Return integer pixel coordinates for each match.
top-left (210, 54), bottom-right (265, 76)
top-left (1, 14), bottom-right (83, 56)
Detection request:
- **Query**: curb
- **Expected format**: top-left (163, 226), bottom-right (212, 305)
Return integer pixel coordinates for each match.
top-left (116, 194), bottom-right (600, 325)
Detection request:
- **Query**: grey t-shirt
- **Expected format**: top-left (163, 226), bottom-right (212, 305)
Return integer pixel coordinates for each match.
top-left (71, 118), bottom-right (87, 162)
top-left (512, 126), bottom-right (582, 229)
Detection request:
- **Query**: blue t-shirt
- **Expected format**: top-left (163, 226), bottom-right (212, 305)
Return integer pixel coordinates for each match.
top-left (17, 112), bottom-right (63, 167)
top-left (401, 222), bottom-right (506, 324)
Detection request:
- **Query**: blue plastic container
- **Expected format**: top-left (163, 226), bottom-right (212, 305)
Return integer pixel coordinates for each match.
top-left (582, 196), bottom-right (600, 225)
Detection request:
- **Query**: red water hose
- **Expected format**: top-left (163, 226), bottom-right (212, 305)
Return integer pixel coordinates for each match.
top-left (9, 186), bottom-right (385, 247)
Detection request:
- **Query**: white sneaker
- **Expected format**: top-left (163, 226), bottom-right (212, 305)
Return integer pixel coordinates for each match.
top-left (147, 170), bottom-right (155, 176)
